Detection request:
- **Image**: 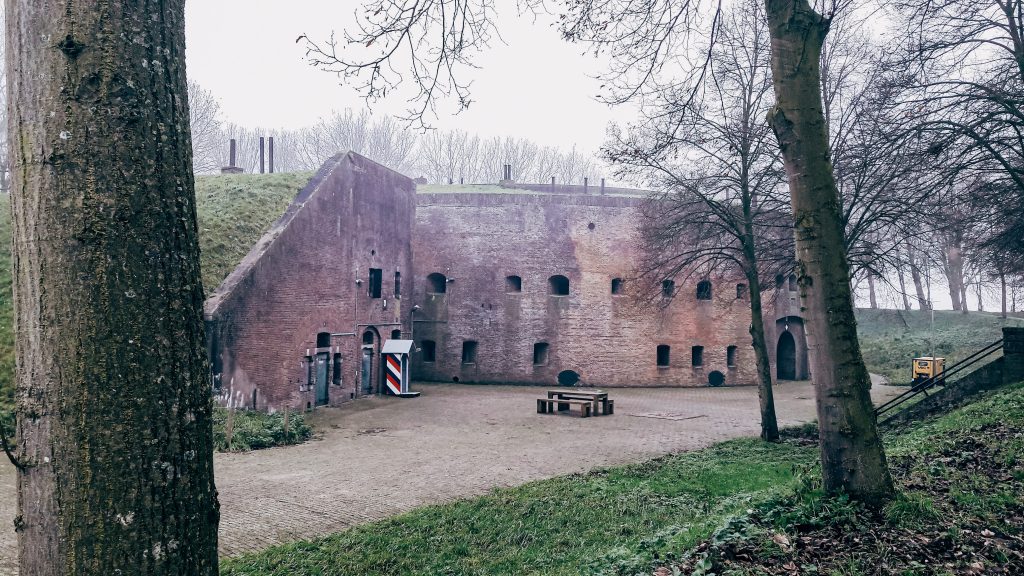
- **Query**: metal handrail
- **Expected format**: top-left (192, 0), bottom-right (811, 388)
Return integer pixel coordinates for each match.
top-left (875, 339), bottom-right (1004, 420)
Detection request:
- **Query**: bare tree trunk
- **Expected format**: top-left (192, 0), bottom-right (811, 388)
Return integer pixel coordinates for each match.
top-left (867, 273), bottom-right (878, 309)
top-left (1001, 272), bottom-right (1008, 319)
top-left (897, 263), bottom-right (912, 311)
top-left (746, 266), bottom-right (779, 441)
top-left (766, 0), bottom-right (894, 506)
top-left (944, 244), bottom-right (964, 312)
top-left (976, 279), bottom-right (984, 312)
top-left (907, 243), bottom-right (929, 309)
top-left (8, 2), bottom-right (219, 574)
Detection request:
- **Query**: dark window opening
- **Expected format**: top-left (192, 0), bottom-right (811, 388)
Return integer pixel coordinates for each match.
top-left (662, 279), bottom-right (675, 297)
top-left (394, 271), bottom-right (401, 298)
top-left (252, 389), bottom-right (258, 410)
top-left (368, 268), bottom-right (383, 298)
top-left (533, 342), bottom-right (549, 366)
top-left (775, 274), bottom-right (785, 288)
top-left (421, 340), bottom-right (436, 362)
top-left (391, 329), bottom-right (402, 340)
top-left (462, 341), bottom-right (478, 364)
top-left (506, 275), bottom-right (522, 293)
top-left (316, 332), bottom-right (331, 348)
top-left (427, 272), bottom-right (447, 294)
top-left (362, 331), bottom-right (375, 345)
top-left (727, 345), bottom-right (738, 368)
top-left (332, 353), bottom-right (342, 386)
top-left (549, 275), bottom-right (570, 296)
top-left (305, 356), bottom-right (314, 388)
top-left (788, 274), bottom-right (798, 291)
top-left (736, 284), bottom-right (748, 299)
top-left (696, 280), bottom-right (712, 300)
top-left (611, 278), bottom-right (623, 295)
top-left (657, 345), bottom-right (671, 367)
top-left (692, 346), bottom-right (704, 367)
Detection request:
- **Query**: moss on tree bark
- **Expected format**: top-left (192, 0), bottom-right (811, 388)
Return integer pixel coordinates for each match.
top-left (7, 1), bottom-right (219, 573)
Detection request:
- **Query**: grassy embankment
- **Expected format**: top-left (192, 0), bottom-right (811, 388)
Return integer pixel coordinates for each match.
top-left (0, 172), bottom-right (313, 446)
top-left (856, 308), bottom-right (1024, 384)
top-left (221, 383), bottom-right (1024, 575)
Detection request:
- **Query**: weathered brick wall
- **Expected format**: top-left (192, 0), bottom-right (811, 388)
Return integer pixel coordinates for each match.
top-left (410, 191), bottom-right (793, 387)
top-left (205, 152), bottom-right (415, 411)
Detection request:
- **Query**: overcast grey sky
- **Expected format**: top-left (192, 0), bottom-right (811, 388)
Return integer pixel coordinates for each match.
top-left (184, 1), bottom-right (633, 154)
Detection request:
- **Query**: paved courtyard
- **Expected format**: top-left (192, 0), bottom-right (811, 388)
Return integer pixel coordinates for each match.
top-left (0, 381), bottom-right (901, 573)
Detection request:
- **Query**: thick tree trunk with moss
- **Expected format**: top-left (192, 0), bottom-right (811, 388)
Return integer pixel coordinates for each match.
top-left (746, 272), bottom-right (780, 441)
top-left (765, 0), bottom-right (894, 505)
top-left (7, 1), bottom-right (219, 574)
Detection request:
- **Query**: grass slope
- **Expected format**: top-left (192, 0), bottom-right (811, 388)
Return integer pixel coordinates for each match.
top-left (221, 439), bottom-right (815, 576)
top-left (223, 385), bottom-right (1024, 576)
top-left (0, 173), bottom-right (311, 410)
top-left (855, 308), bottom-right (1024, 384)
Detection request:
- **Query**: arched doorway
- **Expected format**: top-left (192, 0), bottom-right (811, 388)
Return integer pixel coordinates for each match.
top-left (360, 328), bottom-right (381, 395)
top-left (777, 331), bottom-right (797, 381)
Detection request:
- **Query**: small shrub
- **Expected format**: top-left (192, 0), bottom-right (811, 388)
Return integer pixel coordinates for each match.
top-left (213, 406), bottom-right (312, 452)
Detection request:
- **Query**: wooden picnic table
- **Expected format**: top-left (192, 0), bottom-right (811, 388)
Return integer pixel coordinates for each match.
top-left (546, 389), bottom-right (613, 416)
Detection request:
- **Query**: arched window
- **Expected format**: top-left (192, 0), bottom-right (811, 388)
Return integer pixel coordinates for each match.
top-left (421, 340), bottom-right (436, 363)
top-left (391, 329), bottom-right (402, 340)
top-left (696, 280), bottom-right (712, 300)
top-left (427, 272), bottom-right (447, 294)
top-left (692, 346), bottom-right (704, 367)
top-left (788, 274), bottom-right (798, 291)
top-left (533, 342), bottom-right (549, 366)
top-left (506, 275), bottom-right (522, 293)
top-left (662, 279), bottom-right (675, 297)
top-left (611, 278), bottom-right (623, 295)
top-left (362, 330), bottom-right (375, 345)
top-left (775, 274), bottom-right (785, 289)
top-left (549, 275), bottom-right (570, 296)
top-left (657, 345), bottom-right (671, 367)
top-left (736, 284), bottom-right (747, 299)
top-left (316, 332), bottom-right (331, 348)
top-left (727, 345), bottom-right (738, 368)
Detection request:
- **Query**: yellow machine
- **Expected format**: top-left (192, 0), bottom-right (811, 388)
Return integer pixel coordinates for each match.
top-left (912, 356), bottom-right (945, 388)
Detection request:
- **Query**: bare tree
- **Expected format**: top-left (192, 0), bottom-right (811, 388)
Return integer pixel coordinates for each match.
top-left (8, 1), bottom-right (219, 573)
top-left (302, 0), bottom-right (896, 503)
top-left (607, 0), bottom-right (788, 441)
top-left (188, 81), bottom-right (224, 174)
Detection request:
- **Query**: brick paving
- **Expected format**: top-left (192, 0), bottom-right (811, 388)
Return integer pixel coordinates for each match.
top-left (0, 381), bottom-right (901, 573)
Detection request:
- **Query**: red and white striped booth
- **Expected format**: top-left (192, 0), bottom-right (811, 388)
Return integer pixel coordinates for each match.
top-left (381, 339), bottom-right (420, 398)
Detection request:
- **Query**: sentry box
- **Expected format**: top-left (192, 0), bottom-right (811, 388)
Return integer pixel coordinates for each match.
top-left (381, 339), bottom-right (420, 398)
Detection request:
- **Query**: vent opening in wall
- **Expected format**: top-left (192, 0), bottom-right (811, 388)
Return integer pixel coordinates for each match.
top-left (557, 370), bottom-right (580, 386)
top-left (587, 222), bottom-right (595, 230)
top-left (709, 370), bottom-right (725, 387)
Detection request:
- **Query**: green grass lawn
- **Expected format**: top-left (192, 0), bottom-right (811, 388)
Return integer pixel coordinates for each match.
top-left (855, 308), bottom-right (1023, 384)
top-left (221, 383), bottom-right (1024, 576)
